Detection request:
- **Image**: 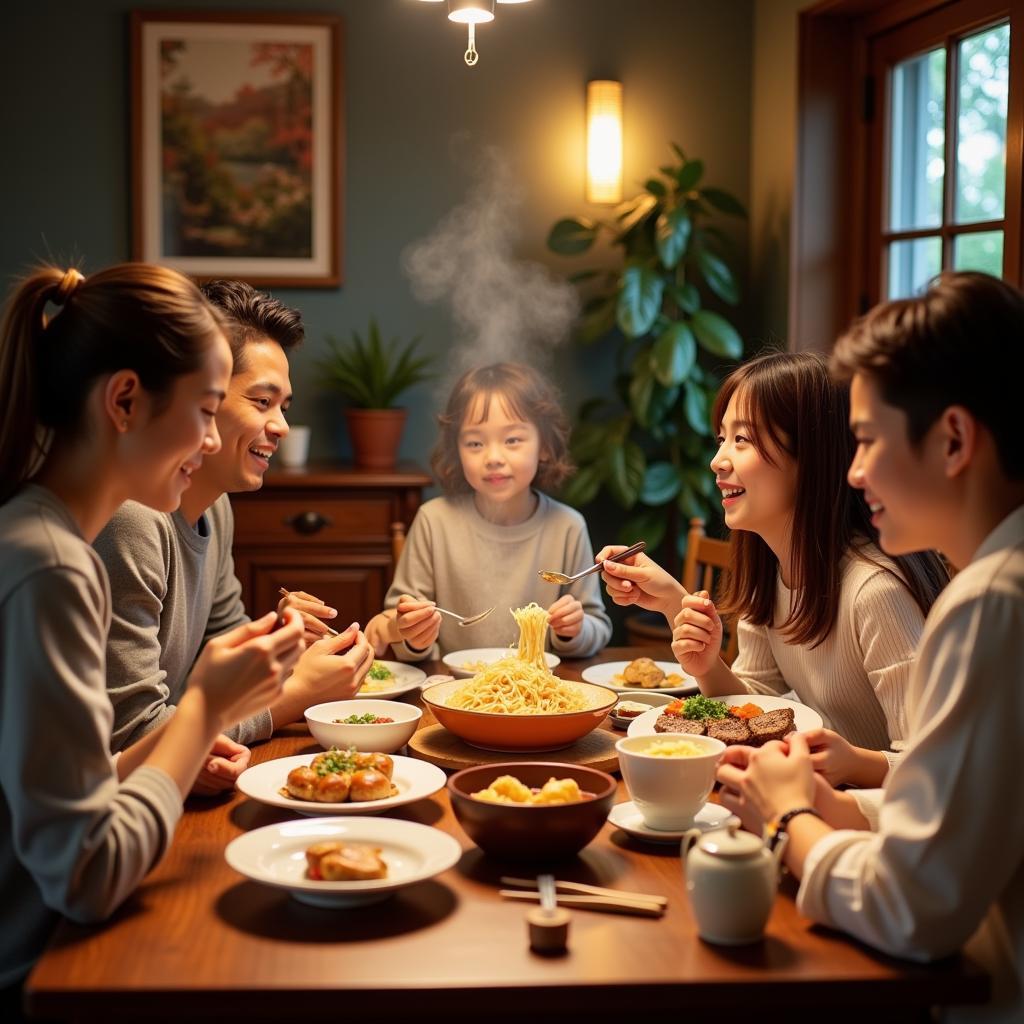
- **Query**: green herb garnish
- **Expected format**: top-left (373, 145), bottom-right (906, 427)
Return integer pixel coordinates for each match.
top-left (368, 661), bottom-right (394, 680)
top-left (337, 713), bottom-right (379, 724)
top-left (680, 695), bottom-right (729, 721)
top-left (314, 747), bottom-right (358, 776)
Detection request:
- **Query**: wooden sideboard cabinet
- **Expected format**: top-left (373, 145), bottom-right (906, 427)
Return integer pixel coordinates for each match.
top-left (230, 462), bottom-right (432, 627)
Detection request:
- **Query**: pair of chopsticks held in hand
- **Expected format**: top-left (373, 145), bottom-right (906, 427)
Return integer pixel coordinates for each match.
top-left (499, 877), bottom-right (667, 918)
top-left (278, 587), bottom-right (354, 643)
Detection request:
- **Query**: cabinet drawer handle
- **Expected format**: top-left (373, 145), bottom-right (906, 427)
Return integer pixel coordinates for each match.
top-left (285, 511), bottom-right (332, 535)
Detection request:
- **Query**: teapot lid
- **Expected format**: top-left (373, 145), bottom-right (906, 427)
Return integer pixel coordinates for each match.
top-left (696, 818), bottom-right (765, 858)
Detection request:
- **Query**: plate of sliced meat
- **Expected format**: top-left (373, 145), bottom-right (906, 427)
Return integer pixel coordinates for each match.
top-left (626, 693), bottom-right (822, 746)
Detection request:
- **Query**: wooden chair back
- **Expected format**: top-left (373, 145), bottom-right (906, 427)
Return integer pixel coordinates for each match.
top-left (681, 517), bottom-right (739, 665)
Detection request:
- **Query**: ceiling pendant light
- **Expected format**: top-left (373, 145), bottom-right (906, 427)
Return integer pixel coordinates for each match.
top-left (417, 0), bottom-right (531, 67)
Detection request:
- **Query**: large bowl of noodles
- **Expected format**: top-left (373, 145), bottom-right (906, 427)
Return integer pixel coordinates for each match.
top-left (421, 673), bottom-right (617, 752)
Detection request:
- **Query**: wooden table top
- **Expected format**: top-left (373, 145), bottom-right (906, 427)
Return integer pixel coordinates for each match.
top-left (25, 648), bottom-right (988, 1023)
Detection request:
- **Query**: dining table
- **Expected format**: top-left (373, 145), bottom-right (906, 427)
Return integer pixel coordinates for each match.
top-left (25, 647), bottom-right (989, 1023)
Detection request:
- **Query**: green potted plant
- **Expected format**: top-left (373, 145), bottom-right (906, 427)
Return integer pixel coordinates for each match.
top-left (319, 318), bottom-right (433, 470)
top-left (546, 143), bottom-right (746, 577)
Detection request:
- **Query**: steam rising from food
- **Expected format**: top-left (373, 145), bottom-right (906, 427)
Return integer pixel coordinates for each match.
top-left (403, 143), bottom-right (578, 376)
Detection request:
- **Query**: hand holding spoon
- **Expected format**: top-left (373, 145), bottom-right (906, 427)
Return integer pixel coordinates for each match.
top-left (538, 540), bottom-right (646, 585)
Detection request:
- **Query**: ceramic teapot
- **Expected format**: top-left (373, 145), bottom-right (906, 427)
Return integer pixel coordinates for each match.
top-left (682, 819), bottom-right (788, 945)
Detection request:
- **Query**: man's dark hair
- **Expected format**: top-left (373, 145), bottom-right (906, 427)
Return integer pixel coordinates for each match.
top-left (831, 271), bottom-right (1024, 481)
top-left (199, 279), bottom-right (304, 374)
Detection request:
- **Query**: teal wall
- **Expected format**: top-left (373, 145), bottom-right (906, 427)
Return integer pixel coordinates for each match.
top-left (0, 0), bottom-right (754, 469)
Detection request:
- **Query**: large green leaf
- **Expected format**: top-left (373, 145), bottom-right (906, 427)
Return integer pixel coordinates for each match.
top-left (547, 217), bottom-right (598, 255)
top-left (641, 461), bottom-right (682, 504)
top-left (655, 207), bottom-right (692, 269)
top-left (691, 309), bottom-right (743, 359)
top-left (700, 187), bottom-right (748, 218)
top-left (646, 381), bottom-right (680, 429)
top-left (616, 193), bottom-right (659, 236)
top-left (645, 178), bottom-right (667, 198)
top-left (628, 358), bottom-right (655, 427)
top-left (561, 463), bottom-right (604, 508)
top-left (683, 380), bottom-right (711, 435)
top-left (652, 322), bottom-right (697, 387)
top-left (674, 281), bottom-right (700, 315)
top-left (696, 248), bottom-right (740, 305)
top-left (605, 441), bottom-right (646, 508)
top-left (675, 159), bottom-right (704, 193)
top-left (617, 265), bottom-right (664, 338)
top-left (571, 421), bottom-right (613, 464)
top-left (578, 296), bottom-right (617, 344)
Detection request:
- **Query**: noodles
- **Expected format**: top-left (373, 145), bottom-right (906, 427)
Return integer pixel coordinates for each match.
top-left (447, 658), bottom-right (588, 714)
top-left (513, 602), bottom-right (549, 668)
top-left (446, 603), bottom-right (588, 715)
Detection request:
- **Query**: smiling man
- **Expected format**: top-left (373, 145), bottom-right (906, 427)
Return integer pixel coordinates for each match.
top-left (94, 281), bottom-right (372, 793)
top-left (716, 272), bottom-right (1024, 1022)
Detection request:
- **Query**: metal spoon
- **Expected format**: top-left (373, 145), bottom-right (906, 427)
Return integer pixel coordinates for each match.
top-left (432, 603), bottom-right (495, 627)
top-left (538, 540), bottom-right (647, 585)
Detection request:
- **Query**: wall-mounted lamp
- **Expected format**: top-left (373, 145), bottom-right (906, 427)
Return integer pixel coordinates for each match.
top-left (586, 80), bottom-right (623, 205)
top-left (418, 0), bottom-right (531, 66)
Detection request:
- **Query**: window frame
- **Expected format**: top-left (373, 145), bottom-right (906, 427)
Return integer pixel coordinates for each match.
top-left (866, 0), bottom-right (1020, 299)
top-left (792, 0), bottom-right (1024, 349)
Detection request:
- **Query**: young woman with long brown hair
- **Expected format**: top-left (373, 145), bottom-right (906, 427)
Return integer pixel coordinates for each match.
top-left (599, 351), bottom-right (948, 788)
top-left (0, 263), bottom-right (305, 1005)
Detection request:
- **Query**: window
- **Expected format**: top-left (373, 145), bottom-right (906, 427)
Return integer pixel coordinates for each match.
top-left (874, 11), bottom-right (1012, 298)
top-left (792, 0), bottom-right (1023, 349)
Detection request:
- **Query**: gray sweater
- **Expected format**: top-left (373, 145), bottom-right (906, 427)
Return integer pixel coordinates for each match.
top-left (385, 491), bottom-right (613, 660)
top-left (93, 495), bottom-right (269, 752)
top-left (0, 485), bottom-right (181, 986)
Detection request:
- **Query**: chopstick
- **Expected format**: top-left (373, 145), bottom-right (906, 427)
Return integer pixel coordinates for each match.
top-left (501, 875), bottom-right (668, 907)
top-left (499, 889), bottom-right (665, 918)
top-left (278, 587), bottom-right (340, 636)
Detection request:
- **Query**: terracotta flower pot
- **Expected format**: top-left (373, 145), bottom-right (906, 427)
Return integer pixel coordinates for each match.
top-left (345, 407), bottom-right (407, 470)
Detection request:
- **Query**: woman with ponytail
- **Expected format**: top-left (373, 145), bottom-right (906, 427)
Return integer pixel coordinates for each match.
top-left (0, 263), bottom-right (305, 1009)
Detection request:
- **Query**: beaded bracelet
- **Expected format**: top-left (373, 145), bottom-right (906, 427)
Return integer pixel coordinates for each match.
top-left (769, 806), bottom-right (822, 849)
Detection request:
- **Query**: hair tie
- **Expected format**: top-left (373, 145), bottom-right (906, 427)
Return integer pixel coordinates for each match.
top-left (53, 268), bottom-right (85, 306)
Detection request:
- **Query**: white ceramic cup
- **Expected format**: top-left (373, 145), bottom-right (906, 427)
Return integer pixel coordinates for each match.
top-left (278, 425), bottom-right (311, 468)
top-left (615, 733), bottom-right (726, 830)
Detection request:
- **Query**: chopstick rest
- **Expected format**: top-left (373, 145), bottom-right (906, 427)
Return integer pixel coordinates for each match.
top-left (526, 906), bottom-right (571, 953)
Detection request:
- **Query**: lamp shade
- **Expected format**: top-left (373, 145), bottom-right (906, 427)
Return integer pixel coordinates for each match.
top-left (586, 80), bottom-right (623, 205)
top-left (448, 0), bottom-right (495, 23)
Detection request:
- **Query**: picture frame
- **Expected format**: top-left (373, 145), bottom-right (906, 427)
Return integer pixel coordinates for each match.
top-left (131, 11), bottom-right (342, 287)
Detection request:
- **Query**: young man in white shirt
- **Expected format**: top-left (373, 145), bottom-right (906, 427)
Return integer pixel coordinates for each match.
top-left (717, 271), bottom-right (1024, 1022)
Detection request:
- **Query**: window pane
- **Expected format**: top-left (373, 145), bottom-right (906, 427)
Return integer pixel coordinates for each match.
top-left (887, 237), bottom-right (941, 298)
top-left (889, 48), bottom-right (945, 230)
top-left (953, 230), bottom-right (1004, 275)
top-left (955, 23), bottom-right (1009, 223)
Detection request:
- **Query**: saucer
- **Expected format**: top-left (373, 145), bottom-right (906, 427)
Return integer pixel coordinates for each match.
top-left (607, 800), bottom-right (736, 844)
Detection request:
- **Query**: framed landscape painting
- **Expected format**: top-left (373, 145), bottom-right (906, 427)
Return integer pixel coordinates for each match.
top-left (132, 12), bottom-right (342, 287)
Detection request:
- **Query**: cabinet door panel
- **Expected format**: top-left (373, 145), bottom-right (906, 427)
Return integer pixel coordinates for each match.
top-left (244, 555), bottom-right (390, 627)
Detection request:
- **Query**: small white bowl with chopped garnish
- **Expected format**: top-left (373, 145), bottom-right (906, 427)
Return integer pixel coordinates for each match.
top-left (609, 691), bottom-right (677, 729)
top-left (304, 699), bottom-right (423, 753)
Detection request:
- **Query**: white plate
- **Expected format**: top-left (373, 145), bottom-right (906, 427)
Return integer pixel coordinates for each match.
top-left (607, 800), bottom-right (737, 844)
top-left (236, 754), bottom-right (446, 816)
top-left (626, 693), bottom-right (824, 738)
top-left (356, 661), bottom-right (427, 699)
top-left (442, 647), bottom-right (561, 680)
top-left (581, 660), bottom-right (698, 695)
top-left (225, 816), bottom-right (462, 908)
top-left (609, 691), bottom-right (677, 730)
